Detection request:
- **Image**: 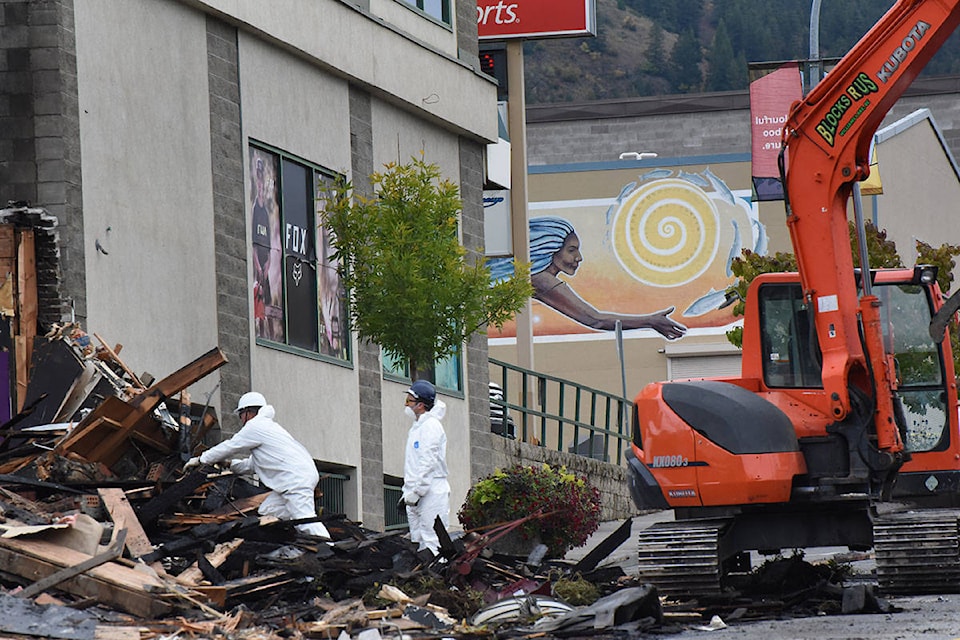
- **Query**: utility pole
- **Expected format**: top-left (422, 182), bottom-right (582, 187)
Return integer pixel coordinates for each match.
top-left (506, 40), bottom-right (534, 373)
top-left (809, 0), bottom-right (823, 90)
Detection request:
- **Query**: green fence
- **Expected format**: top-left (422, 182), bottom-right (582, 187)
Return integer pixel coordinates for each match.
top-left (318, 472), bottom-right (348, 516)
top-left (384, 482), bottom-right (408, 530)
top-left (489, 358), bottom-right (633, 465)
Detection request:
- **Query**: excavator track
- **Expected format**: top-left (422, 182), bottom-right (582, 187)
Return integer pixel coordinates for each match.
top-left (636, 520), bottom-right (724, 598)
top-left (874, 509), bottom-right (960, 594)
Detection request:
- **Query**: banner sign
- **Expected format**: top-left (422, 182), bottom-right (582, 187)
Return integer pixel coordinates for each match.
top-left (749, 62), bottom-right (803, 201)
top-left (478, 0), bottom-right (596, 40)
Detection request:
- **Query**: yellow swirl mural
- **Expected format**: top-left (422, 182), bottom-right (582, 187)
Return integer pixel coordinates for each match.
top-left (486, 166), bottom-right (766, 339)
top-left (613, 178), bottom-right (720, 288)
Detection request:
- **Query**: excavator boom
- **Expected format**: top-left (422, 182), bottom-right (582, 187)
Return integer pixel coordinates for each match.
top-left (783, 0), bottom-right (960, 435)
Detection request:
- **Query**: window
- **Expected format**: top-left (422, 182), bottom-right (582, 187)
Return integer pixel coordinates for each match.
top-left (758, 283), bottom-right (822, 388)
top-left (876, 283), bottom-right (948, 453)
top-left (382, 350), bottom-right (463, 394)
top-left (248, 144), bottom-right (350, 362)
top-left (399, 0), bottom-right (451, 25)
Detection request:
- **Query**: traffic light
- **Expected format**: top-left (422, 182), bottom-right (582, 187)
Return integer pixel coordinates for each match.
top-left (479, 46), bottom-right (508, 101)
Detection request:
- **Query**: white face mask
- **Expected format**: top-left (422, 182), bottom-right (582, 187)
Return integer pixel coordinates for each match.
top-left (404, 405), bottom-right (417, 420)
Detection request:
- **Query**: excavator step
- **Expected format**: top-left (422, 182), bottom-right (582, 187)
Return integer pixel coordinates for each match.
top-left (874, 510), bottom-right (960, 594)
top-left (636, 521), bottom-right (722, 597)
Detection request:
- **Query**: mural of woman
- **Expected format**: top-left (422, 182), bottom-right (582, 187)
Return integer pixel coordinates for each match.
top-left (490, 216), bottom-right (687, 340)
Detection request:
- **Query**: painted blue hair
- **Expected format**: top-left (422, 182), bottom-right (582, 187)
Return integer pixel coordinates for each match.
top-left (487, 216), bottom-right (576, 281)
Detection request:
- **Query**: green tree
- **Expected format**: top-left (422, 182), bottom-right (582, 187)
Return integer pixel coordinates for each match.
top-left (642, 23), bottom-right (666, 75)
top-left (705, 20), bottom-right (743, 91)
top-left (850, 220), bottom-right (903, 269)
top-left (916, 239), bottom-right (960, 294)
top-left (917, 239), bottom-right (960, 377)
top-left (725, 249), bottom-right (797, 348)
top-left (670, 28), bottom-right (703, 92)
top-left (322, 156), bottom-right (533, 378)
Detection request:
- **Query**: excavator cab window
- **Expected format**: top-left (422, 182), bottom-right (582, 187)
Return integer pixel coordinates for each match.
top-left (875, 283), bottom-right (949, 453)
top-left (758, 283), bottom-right (822, 388)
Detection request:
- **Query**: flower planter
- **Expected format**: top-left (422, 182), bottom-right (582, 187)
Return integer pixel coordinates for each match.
top-left (459, 463), bottom-right (601, 558)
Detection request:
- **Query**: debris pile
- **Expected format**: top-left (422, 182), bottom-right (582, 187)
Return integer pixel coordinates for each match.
top-left (0, 327), bottom-right (668, 639)
top-left (0, 327), bottom-right (904, 639)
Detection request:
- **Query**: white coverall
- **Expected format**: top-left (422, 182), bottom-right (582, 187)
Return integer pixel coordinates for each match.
top-left (402, 400), bottom-right (450, 554)
top-left (199, 405), bottom-right (330, 538)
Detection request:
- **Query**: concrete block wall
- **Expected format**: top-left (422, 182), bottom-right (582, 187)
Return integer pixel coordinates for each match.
top-left (459, 136), bottom-right (498, 485)
top-left (527, 110), bottom-right (750, 166)
top-left (1, 1), bottom-right (81, 325)
top-left (525, 79), bottom-right (960, 169)
top-left (206, 16), bottom-right (250, 430)
top-left (350, 86), bottom-right (386, 532)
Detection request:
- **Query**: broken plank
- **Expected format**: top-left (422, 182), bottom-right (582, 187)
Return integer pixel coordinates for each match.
top-left (135, 467), bottom-right (217, 529)
top-left (0, 538), bottom-right (170, 618)
top-left (92, 333), bottom-right (144, 389)
top-left (190, 585), bottom-right (227, 608)
top-left (98, 488), bottom-right (152, 557)
top-left (219, 569), bottom-right (294, 603)
top-left (175, 537), bottom-right (244, 587)
top-left (16, 529), bottom-right (127, 599)
top-left (209, 491), bottom-right (268, 516)
top-left (97, 488), bottom-right (165, 576)
top-left (129, 346), bottom-right (227, 410)
top-left (53, 397), bottom-right (145, 464)
top-left (572, 517), bottom-right (633, 574)
top-left (0, 533), bottom-right (157, 593)
top-left (16, 229), bottom-right (37, 391)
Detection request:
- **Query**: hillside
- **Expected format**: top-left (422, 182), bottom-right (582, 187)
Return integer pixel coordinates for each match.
top-left (522, 0), bottom-right (960, 104)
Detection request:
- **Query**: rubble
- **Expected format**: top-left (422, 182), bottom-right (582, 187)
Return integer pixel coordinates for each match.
top-left (0, 326), bottom-right (909, 639)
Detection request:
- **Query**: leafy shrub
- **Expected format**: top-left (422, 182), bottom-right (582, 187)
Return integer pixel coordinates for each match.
top-left (458, 463), bottom-right (602, 558)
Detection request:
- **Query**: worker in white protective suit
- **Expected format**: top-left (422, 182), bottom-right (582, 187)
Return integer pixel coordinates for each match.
top-left (184, 392), bottom-right (331, 539)
top-left (400, 380), bottom-right (450, 555)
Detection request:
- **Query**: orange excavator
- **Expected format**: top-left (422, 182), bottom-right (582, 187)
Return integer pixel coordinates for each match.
top-left (627, 0), bottom-right (960, 596)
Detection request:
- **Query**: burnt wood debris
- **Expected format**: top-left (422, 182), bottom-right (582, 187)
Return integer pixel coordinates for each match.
top-left (0, 326), bottom-right (897, 639)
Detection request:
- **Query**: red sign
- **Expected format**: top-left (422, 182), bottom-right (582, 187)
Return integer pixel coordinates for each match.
top-left (749, 62), bottom-right (803, 201)
top-left (477, 0), bottom-right (596, 40)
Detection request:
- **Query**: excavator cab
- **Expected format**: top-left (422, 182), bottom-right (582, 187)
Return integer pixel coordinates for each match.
top-left (749, 270), bottom-right (955, 463)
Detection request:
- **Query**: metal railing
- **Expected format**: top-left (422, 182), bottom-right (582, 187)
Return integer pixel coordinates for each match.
top-left (384, 483), bottom-right (409, 530)
top-left (318, 472), bottom-right (348, 516)
top-left (489, 358), bottom-right (633, 465)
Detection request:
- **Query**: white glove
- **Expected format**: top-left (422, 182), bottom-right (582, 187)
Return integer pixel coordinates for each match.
top-left (183, 456), bottom-right (201, 471)
top-left (403, 491), bottom-right (420, 506)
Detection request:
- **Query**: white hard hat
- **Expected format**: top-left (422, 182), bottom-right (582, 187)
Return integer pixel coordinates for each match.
top-left (236, 391), bottom-right (266, 414)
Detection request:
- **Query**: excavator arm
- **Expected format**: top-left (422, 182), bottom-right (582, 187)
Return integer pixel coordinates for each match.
top-left (781, 0), bottom-right (960, 454)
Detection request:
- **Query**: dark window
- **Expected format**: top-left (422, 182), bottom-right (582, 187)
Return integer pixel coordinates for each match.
top-left (249, 143), bottom-right (351, 362)
top-left (758, 283), bottom-right (822, 388)
top-left (282, 159), bottom-right (319, 352)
